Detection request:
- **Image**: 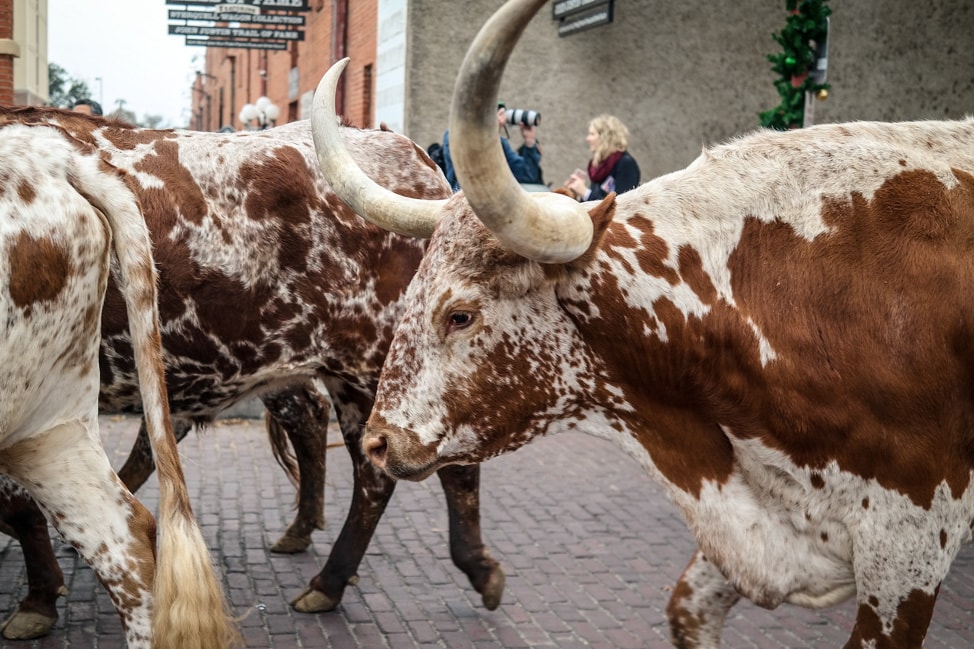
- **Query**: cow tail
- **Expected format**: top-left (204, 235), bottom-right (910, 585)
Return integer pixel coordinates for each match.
top-left (265, 411), bottom-right (301, 489)
top-left (81, 168), bottom-right (240, 649)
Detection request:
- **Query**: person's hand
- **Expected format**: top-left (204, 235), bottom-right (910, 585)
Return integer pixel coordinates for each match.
top-left (563, 170), bottom-right (588, 200)
top-left (520, 124), bottom-right (537, 147)
top-left (496, 108), bottom-right (508, 128)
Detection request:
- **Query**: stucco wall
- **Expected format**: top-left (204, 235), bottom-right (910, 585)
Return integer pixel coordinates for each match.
top-left (404, 1), bottom-right (974, 190)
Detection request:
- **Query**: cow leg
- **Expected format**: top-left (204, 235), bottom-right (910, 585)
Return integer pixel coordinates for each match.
top-left (291, 381), bottom-right (505, 613)
top-left (0, 419), bottom-right (192, 640)
top-left (844, 589), bottom-right (938, 649)
top-left (115, 417), bottom-right (193, 493)
top-left (290, 384), bottom-right (395, 613)
top-left (0, 479), bottom-right (66, 640)
top-left (842, 524), bottom-right (950, 649)
top-left (665, 549), bottom-right (740, 649)
top-left (438, 463), bottom-right (505, 610)
top-left (2, 420), bottom-right (157, 649)
top-left (260, 383), bottom-right (329, 554)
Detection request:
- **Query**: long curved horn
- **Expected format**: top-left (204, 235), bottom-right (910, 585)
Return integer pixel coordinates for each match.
top-left (450, 0), bottom-right (593, 263)
top-left (311, 58), bottom-right (444, 239)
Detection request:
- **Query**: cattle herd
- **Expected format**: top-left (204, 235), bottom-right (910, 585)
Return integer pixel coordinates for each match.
top-left (1, 0), bottom-right (973, 647)
top-left (0, 97), bottom-right (504, 648)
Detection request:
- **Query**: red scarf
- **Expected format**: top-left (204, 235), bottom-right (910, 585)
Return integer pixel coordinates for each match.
top-left (588, 150), bottom-right (625, 183)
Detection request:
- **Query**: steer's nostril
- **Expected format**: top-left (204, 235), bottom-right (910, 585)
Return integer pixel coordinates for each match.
top-left (364, 435), bottom-right (388, 468)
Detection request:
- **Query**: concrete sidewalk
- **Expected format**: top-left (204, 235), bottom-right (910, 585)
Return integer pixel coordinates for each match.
top-left (1, 414), bottom-right (972, 648)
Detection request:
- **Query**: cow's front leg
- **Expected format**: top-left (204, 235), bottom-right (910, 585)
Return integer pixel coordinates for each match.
top-left (115, 417), bottom-right (193, 492)
top-left (845, 584), bottom-right (938, 648)
top-left (261, 382), bottom-right (330, 553)
top-left (291, 385), bottom-right (394, 612)
top-left (438, 464), bottom-right (505, 610)
top-left (291, 381), bottom-right (505, 613)
top-left (665, 549), bottom-right (740, 649)
top-left (0, 480), bottom-right (67, 640)
top-left (842, 519), bottom-right (954, 649)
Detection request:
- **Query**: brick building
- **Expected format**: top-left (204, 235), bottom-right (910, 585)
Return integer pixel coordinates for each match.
top-left (192, 0), bottom-right (377, 133)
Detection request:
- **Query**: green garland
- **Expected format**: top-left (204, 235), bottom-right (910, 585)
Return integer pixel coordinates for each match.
top-left (759, 0), bottom-right (832, 130)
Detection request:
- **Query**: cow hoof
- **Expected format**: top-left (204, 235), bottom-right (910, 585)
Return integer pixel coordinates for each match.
top-left (270, 532), bottom-right (312, 554)
top-left (0, 609), bottom-right (58, 640)
top-left (291, 586), bottom-right (340, 613)
top-left (480, 565), bottom-right (506, 611)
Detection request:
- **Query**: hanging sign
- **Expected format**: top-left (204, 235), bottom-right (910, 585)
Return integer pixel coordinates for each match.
top-left (553, 0), bottom-right (613, 37)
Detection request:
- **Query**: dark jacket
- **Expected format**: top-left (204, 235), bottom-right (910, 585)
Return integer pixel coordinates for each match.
top-left (442, 129), bottom-right (543, 192)
top-left (587, 151), bottom-right (640, 201)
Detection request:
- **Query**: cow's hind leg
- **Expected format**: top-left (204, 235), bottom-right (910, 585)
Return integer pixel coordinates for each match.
top-left (666, 549), bottom-right (740, 649)
top-left (438, 464), bottom-right (505, 610)
top-left (2, 421), bottom-right (157, 649)
top-left (261, 382), bottom-right (330, 554)
top-left (0, 419), bottom-right (192, 640)
top-left (115, 418), bottom-right (193, 493)
top-left (0, 480), bottom-right (66, 640)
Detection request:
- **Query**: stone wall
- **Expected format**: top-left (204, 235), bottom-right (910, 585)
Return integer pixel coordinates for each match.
top-left (405, 1), bottom-right (974, 188)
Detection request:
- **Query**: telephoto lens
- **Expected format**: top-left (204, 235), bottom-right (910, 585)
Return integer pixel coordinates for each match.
top-left (505, 108), bottom-right (541, 127)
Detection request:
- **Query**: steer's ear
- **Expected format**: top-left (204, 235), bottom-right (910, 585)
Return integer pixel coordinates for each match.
top-left (566, 193), bottom-right (615, 269)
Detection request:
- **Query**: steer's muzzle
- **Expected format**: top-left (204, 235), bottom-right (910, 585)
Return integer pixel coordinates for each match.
top-left (362, 421), bottom-right (440, 481)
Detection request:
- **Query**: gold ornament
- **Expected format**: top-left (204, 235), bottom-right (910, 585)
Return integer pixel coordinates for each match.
top-left (816, 88), bottom-right (829, 101)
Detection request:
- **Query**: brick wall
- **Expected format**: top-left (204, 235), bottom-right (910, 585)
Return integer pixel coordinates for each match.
top-left (0, 63), bottom-right (12, 104)
top-left (0, 0), bottom-right (14, 104)
top-left (344, 0), bottom-right (378, 128)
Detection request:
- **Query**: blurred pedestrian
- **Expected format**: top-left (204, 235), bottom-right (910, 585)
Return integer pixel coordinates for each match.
top-left (71, 98), bottom-right (103, 116)
top-left (564, 114), bottom-right (640, 201)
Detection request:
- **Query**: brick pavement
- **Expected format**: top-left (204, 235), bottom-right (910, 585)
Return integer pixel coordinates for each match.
top-left (1, 413), bottom-right (972, 648)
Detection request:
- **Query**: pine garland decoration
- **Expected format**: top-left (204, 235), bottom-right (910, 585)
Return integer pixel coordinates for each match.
top-left (759, 0), bottom-right (832, 130)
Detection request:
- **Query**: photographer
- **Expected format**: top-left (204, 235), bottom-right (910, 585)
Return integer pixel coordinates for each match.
top-left (442, 103), bottom-right (543, 192)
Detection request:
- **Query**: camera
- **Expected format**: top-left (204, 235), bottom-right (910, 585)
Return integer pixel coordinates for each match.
top-left (505, 108), bottom-right (541, 127)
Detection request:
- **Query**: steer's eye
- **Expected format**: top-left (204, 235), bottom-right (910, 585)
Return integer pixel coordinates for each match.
top-left (443, 301), bottom-right (480, 337)
top-left (448, 310), bottom-right (475, 331)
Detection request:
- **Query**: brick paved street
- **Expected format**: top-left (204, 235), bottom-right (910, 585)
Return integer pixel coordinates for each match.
top-left (1, 413), bottom-right (972, 648)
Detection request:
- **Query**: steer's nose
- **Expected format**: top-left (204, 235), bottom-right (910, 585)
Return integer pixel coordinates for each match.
top-left (363, 433), bottom-right (388, 469)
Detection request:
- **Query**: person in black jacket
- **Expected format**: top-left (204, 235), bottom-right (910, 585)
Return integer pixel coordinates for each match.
top-left (442, 104), bottom-right (543, 192)
top-left (563, 114), bottom-right (640, 201)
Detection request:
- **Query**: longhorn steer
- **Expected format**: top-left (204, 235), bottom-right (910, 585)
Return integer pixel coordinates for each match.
top-left (0, 108), bottom-right (503, 639)
top-left (312, 1), bottom-right (974, 647)
top-left (0, 123), bottom-right (236, 648)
